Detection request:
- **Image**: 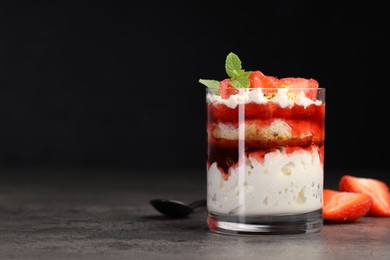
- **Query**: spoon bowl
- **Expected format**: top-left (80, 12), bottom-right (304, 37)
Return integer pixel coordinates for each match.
top-left (150, 199), bottom-right (206, 218)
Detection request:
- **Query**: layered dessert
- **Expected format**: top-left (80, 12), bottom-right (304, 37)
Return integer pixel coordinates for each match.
top-left (200, 53), bottom-right (325, 218)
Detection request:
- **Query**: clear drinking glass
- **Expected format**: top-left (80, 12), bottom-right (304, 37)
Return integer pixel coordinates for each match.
top-left (206, 87), bottom-right (325, 234)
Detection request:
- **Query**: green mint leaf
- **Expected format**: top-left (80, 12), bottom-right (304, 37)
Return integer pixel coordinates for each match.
top-left (225, 52), bottom-right (243, 79)
top-left (230, 77), bottom-right (250, 89)
top-left (199, 53), bottom-right (251, 94)
top-left (230, 72), bottom-right (252, 88)
top-left (198, 79), bottom-right (220, 94)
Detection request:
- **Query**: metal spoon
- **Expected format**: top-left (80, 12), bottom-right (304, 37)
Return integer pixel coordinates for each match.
top-left (149, 199), bottom-right (207, 218)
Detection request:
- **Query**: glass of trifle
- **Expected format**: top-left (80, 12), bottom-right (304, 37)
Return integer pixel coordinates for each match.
top-left (199, 53), bottom-right (325, 235)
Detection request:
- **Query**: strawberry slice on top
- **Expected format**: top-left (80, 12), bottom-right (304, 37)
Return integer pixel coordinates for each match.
top-left (323, 189), bottom-right (372, 222)
top-left (218, 78), bottom-right (239, 99)
top-left (249, 71), bottom-right (280, 88)
top-left (338, 175), bottom-right (390, 217)
top-left (249, 71), bottom-right (279, 95)
top-left (249, 72), bottom-right (319, 100)
top-left (279, 77), bottom-right (319, 100)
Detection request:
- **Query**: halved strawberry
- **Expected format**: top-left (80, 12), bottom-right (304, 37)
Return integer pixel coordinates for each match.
top-left (323, 189), bottom-right (372, 222)
top-left (279, 77), bottom-right (319, 100)
top-left (338, 175), bottom-right (390, 217)
top-left (218, 78), bottom-right (238, 99)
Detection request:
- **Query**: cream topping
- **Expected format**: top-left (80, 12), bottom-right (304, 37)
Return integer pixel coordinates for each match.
top-left (207, 88), bottom-right (322, 109)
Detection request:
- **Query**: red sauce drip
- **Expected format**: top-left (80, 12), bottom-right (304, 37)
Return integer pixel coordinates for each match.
top-left (208, 141), bottom-right (238, 180)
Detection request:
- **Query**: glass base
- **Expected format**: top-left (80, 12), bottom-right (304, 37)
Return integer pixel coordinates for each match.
top-left (208, 210), bottom-right (322, 235)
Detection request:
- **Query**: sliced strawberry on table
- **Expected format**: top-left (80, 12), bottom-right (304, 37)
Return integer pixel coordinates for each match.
top-left (323, 189), bottom-right (372, 222)
top-left (338, 175), bottom-right (390, 217)
top-left (279, 77), bottom-right (319, 100)
top-left (218, 78), bottom-right (238, 99)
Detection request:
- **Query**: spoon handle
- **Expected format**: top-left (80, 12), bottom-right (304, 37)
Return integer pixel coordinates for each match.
top-left (188, 199), bottom-right (207, 209)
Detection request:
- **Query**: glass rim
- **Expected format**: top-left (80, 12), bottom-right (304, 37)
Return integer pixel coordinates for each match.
top-left (206, 87), bottom-right (325, 91)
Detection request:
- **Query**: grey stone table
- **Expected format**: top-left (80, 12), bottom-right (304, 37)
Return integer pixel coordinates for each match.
top-left (0, 168), bottom-right (389, 260)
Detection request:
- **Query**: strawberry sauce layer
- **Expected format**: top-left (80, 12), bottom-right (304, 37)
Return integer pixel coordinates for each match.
top-left (208, 102), bottom-right (325, 124)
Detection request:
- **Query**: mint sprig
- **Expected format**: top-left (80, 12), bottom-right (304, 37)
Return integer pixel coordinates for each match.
top-left (230, 71), bottom-right (252, 88)
top-left (199, 52), bottom-right (252, 95)
top-left (198, 79), bottom-right (219, 94)
top-left (226, 53), bottom-right (252, 89)
top-left (225, 52), bottom-right (245, 78)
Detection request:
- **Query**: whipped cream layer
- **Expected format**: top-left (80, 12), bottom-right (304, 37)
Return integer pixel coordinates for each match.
top-left (207, 88), bottom-right (322, 109)
top-left (207, 147), bottom-right (323, 215)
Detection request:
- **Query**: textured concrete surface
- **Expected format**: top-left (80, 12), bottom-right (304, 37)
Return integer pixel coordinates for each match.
top-left (0, 169), bottom-right (389, 260)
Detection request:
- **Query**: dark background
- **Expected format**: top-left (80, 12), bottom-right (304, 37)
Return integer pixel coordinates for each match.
top-left (0, 1), bottom-right (388, 176)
